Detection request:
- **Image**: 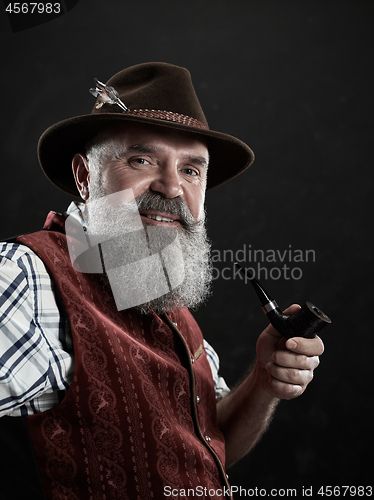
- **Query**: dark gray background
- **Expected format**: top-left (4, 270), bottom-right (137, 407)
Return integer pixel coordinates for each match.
top-left (1, 0), bottom-right (373, 494)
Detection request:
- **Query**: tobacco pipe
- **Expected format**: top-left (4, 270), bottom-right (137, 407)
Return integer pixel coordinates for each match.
top-left (234, 263), bottom-right (331, 339)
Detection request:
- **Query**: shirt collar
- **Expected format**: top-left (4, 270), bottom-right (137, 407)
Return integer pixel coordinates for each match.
top-left (65, 201), bottom-right (87, 229)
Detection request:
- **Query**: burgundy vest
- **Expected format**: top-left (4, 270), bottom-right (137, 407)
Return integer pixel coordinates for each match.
top-left (16, 212), bottom-right (232, 499)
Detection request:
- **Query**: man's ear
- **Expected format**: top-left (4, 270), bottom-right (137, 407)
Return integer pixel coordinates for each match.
top-left (72, 153), bottom-right (90, 200)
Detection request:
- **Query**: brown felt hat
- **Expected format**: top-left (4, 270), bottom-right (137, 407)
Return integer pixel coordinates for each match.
top-left (38, 62), bottom-right (254, 196)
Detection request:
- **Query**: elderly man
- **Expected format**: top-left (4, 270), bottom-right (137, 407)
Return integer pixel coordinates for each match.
top-left (0, 63), bottom-right (324, 499)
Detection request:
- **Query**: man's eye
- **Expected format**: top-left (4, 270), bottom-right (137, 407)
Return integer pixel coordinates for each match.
top-left (132, 158), bottom-right (150, 165)
top-left (183, 168), bottom-right (198, 176)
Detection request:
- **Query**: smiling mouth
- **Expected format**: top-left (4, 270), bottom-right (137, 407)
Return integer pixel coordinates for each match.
top-left (139, 210), bottom-right (182, 226)
top-left (143, 214), bottom-right (175, 223)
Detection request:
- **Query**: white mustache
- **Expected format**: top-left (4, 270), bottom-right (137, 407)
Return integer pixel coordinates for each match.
top-left (135, 192), bottom-right (202, 231)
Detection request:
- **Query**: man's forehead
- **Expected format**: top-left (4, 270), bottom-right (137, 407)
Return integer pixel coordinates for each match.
top-left (102, 122), bottom-right (209, 158)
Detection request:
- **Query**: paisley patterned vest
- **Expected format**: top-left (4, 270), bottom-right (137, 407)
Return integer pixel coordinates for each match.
top-left (11, 212), bottom-right (232, 499)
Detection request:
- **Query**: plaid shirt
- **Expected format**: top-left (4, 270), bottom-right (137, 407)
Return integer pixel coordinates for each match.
top-left (0, 204), bottom-right (230, 417)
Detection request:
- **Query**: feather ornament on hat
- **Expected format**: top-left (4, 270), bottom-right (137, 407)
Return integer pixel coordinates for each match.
top-left (89, 78), bottom-right (129, 112)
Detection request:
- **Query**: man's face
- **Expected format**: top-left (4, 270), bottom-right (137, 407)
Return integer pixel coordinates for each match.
top-left (72, 122), bottom-right (213, 314)
top-left (84, 122), bottom-right (209, 223)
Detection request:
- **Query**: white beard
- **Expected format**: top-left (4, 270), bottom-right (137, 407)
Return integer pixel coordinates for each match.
top-left (83, 191), bottom-right (212, 314)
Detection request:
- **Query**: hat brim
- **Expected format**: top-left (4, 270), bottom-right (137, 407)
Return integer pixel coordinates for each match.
top-left (38, 113), bottom-right (254, 197)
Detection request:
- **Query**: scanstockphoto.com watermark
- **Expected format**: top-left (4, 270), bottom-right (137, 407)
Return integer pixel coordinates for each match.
top-left (164, 485), bottom-right (303, 498)
top-left (211, 245), bottom-right (316, 281)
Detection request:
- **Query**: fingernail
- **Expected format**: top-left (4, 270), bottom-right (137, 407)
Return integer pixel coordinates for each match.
top-left (287, 339), bottom-right (298, 350)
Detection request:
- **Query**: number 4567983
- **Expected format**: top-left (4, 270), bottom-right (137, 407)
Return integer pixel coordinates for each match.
top-left (317, 486), bottom-right (372, 497)
top-left (5, 3), bottom-right (61, 14)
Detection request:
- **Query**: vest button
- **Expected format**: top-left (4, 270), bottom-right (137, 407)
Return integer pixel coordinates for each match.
top-left (205, 435), bottom-right (211, 443)
top-left (191, 356), bottom-right (195, 364)
top-left (196, 395), bottom-right (201, 404)
top-left (173, 321), bottom-right (177, 326)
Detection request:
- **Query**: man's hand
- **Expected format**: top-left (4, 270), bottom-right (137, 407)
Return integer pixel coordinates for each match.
top-left (255, 304), bottom-right (325, 400)
top-left (218, 304), bottom-right (325, 467)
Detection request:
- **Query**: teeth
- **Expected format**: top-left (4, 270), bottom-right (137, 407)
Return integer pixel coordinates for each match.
top-left (145, 214), bottom-right (174, 223)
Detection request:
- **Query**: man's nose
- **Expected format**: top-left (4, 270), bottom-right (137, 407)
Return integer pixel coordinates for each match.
top-left (149, 165), bottom-right (183, 199)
